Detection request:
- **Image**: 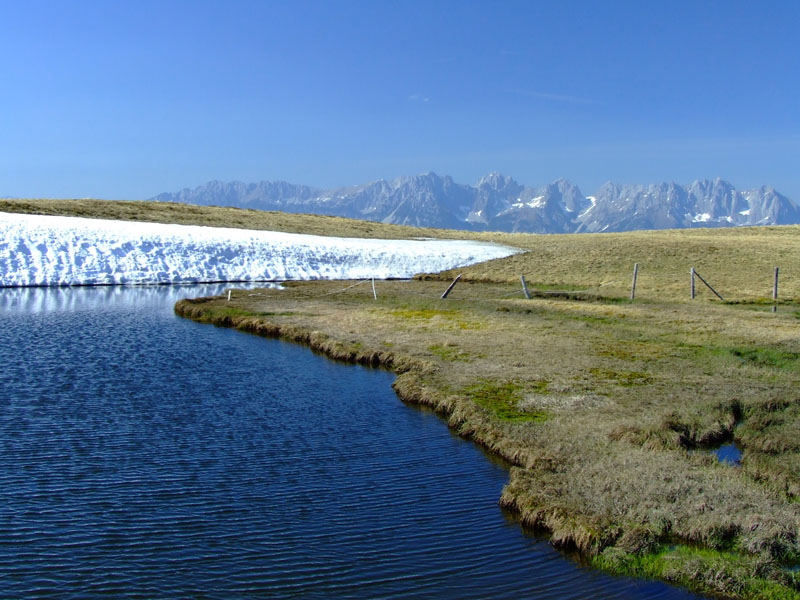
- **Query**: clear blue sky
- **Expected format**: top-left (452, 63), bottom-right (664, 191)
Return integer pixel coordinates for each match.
top-left (1, 0), bottom-right (798, 199)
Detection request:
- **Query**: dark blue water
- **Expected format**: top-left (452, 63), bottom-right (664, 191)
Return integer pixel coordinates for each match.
top-left (714, 443), bottom-right (743, 466)
top-left (0, 286), bottom-right (704, 599)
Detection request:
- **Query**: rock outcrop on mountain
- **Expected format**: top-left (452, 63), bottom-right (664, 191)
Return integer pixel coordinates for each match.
top-left (152, 174), bottom-right (800, 234)
top-left (576, 179), bottom-right (800, 232)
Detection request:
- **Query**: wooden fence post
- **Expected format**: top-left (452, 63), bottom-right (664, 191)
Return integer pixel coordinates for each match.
top-left (371, 278), bottom-right (377, 300)
top-left (630, 263), bottom-right (639, 301)
top-left (520, 275), bottom-right (531, 299)
top-left (691, 267), bottom-right (695, 299)
top-left (773, 267), bottom-right (779, 312)
top-left (441, 274), bottom-right (462, 299)
top-left (693, 269), bottom-right (725, 301)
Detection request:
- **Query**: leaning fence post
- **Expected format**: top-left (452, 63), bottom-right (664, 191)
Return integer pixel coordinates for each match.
top-left (520, 275), bottom-right (531, 299)
top-left (693, 269), bottom-right (725, 301)
top-left (691, 267), bottom-right (696, 299)
top-left (441, 274), bottom-right (462, 299)
top-left (371, 278), bottom-right (377, 301)
top-left (227, 290), bottom-right (232, 301)
top-left (630, 263), bottom-right (639, 301)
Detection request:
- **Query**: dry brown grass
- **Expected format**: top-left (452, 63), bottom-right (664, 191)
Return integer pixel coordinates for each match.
top-left (431, 226), bottom-right (800, 304)
top-left (0, 198), bottom-right (465, 239)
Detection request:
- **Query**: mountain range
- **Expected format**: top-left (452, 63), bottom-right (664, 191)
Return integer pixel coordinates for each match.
top-left (151, 173), bottom-right (800, 234)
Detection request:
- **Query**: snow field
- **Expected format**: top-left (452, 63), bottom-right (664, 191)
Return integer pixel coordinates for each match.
top-left (0, 212), bottom-right (519, 287)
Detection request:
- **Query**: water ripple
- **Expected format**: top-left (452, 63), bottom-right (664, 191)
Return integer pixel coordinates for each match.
top-left (0, 286), bottom-right (704, 599)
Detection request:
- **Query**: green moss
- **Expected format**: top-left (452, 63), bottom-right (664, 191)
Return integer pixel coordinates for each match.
top-left (597, 346), bottom-right (637, 360)
top-left (391, 308), bottom-right (457, 320)
top-left (728, 347), bottom-right (800, 371)
top-left (570, 313), bottom-right (617, 325)
top-left (593, 545), bottom-right (800, 600)
top-left (589, 367), bottom-right (653, 386)
top-left (457, 319), bottom-right (484, 330)
top-left (209, 307), bottom-right (251, 318)
top-left (680, 343), bottom-right (800, 373)
top-left (214, 307), bottom-right (296, 319)
top-left (428, 344), bottom-right (473, 362)
top-left (389, 307), bottom-right (484, 330)
top-left (463, 379), bottom-right (547, 423)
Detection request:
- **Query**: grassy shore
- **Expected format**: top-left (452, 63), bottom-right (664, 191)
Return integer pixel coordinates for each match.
top-left (176, 279), bottom-right (800, 600)
top-left (7, 199), bottom-right (800, 598)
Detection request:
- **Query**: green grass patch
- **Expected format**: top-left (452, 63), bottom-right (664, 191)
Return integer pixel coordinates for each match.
top-left (569, 312), bottom-right (618, 325)
top-left (463, 379), bottom-right (547, 423)
top-left (589, 367), bottom-right (653, 386)
top-left (428, 344), bottom-right (473, 362)
top-left (678, 343), bottom-right (800, 373)
top-left (594, 544), bottom-right (800, 600)
top-left (527, 281), bottom-right (590, 292)
top-left (214, 307), bottom-right (295, 318)
top-left (391, 308), bottom-right (458, 320)
top-left (211, 307), bottom-right (256, 318)
top-left (390, 307), bottom-right (484, 330)
top-left (728, 347), bottom-right (800, 371)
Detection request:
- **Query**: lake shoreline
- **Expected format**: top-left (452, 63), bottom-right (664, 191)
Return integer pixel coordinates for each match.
top-left (175, 281), bottom-right (800, 600)
top-left (7, 199), bottom-right (797, 598)
top-left (174, 296), bottom-right (535, 466)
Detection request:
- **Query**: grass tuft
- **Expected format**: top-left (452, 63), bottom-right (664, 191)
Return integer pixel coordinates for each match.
top-left (463, 379), bottom-right (548, 423)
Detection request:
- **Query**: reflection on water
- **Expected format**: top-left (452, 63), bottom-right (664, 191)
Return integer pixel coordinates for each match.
top-left (0, 282), bottom-right (276, 313)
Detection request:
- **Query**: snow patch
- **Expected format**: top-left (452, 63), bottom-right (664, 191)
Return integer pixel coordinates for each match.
top-left (0, 213), bottom-right (520, 287)
top-left (510, 195), bottom-right (545, 210)
top-left (692, 213), bottom-right (712, 223)
top-left (528, 196), bottom-right (545, 208)
top-left (579, 196), bottom-right (597, 218)
top-left (739, 209), bottom-right (751, 216)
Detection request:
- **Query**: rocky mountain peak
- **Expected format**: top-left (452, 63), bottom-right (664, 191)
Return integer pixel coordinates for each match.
top-left (477, 171), bottom-right (517, 188)
top-left (152, 173), bottom-right (798, 234)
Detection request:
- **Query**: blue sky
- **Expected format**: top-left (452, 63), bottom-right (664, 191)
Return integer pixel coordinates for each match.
top-left (1, 0), bottom-right (798, 199)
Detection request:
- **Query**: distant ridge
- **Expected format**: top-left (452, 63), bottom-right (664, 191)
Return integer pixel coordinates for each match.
top-left (151, 174), bottom-right (800, 234)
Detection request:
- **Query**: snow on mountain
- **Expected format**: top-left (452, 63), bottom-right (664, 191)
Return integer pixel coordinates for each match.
top-left (467, 172), bottom-right (523, 226)
top-left (152, 174), bottom-right (800, 234)
top-left (151, 180), bottom-right (323, 210)
top-left (0, 213), bottom-right (519, 287)
top-left (575, 178), bottom-right (800, 233)
top-left (491, 179), bottom-right (588, 233)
